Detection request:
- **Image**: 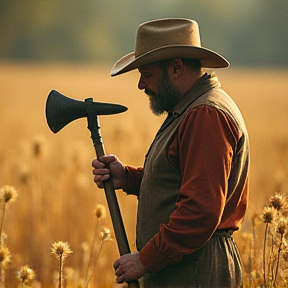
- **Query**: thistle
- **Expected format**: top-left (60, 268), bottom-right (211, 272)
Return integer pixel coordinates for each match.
top-left (16, 265), bottom-right (36, 288)
top-left (51, 241), bottom-right (73, 288)
top-left (263, 207), bottom-right (275, 225)
top-left (0, 246), bottom-right (11, 268)
top-left (262, 206), bottom-right (276, 288)
top-left (0, 185), bottom-right (18, 244)
top-left (100, 227), bottom-right (112, 242)
top-left (269, 193), bottom-right (287, 211)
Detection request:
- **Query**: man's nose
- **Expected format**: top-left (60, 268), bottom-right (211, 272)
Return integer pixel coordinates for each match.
top-left (138, 76), bottom-right (146, 90)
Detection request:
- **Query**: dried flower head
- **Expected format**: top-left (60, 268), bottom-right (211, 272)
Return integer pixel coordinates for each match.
top-left (276, 217), bottom-right (287, 235)
top-left (262, 206), bottom-right (276, 224)
top-left (100, 228), bottom-right (113, 241)
top-left (0, 245), bottom-right (11, 267)
top-left (269, 193), bottom-right (287, 211)
top-left (16, 265), bottom-right (36, 283)
top-left (0, 185), bottom-right (18, 203)
top-left (51, 241), bottom-right (73, 260)
top-left (95, 204), bottom-right (106, 219)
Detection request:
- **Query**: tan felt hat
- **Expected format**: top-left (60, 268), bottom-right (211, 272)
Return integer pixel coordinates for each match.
top-left (111, 18), bottom-right (229, 76)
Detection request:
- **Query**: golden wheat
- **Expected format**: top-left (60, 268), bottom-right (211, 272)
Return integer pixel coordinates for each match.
top-left (1, 62), bottom-right (288, 287)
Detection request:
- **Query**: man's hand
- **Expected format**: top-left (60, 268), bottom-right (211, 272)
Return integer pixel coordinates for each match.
top-left (113, 252), bottom-right (147, 283)
top-left (92, 154), bottom-right (126, 189)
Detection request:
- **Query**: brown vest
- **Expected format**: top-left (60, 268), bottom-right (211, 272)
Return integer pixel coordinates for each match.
top-left (136, 74), bottom-right (249, 250)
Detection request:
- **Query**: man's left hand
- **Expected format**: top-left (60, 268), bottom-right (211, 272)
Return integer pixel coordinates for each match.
top-left (113, 252), bottom-right (147, 283)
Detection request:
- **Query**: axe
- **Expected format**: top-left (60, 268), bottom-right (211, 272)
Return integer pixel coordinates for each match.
top-left (45, 90), bottom-right (139, 288)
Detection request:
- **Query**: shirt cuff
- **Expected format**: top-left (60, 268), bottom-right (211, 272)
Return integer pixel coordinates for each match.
top-left (122, 166), bottom-right (143, 196)
top-left (138, 236), bottom-right (182, 273)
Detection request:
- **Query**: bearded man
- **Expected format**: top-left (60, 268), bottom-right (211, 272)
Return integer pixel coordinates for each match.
top-left (92, 18), bottom-right (249, 288)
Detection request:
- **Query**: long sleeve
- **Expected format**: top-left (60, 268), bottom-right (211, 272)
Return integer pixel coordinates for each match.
top-left (122, 166), bottom-right (144, 196)
top-left (139, 105), bottom-right (241, 272)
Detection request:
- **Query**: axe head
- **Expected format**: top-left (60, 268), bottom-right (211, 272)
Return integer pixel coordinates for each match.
top-left (46, 90), bottom-right (128, 133)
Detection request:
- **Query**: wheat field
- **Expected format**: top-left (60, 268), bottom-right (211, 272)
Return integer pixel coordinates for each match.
top-left (1, 62), bottom-right (288, 287)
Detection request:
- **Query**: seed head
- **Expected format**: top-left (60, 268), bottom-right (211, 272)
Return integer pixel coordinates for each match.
top-left (100, 228), bottom-right (113, 241)
top-left (269, 193), bottom-right (287, 211)
top-left (95, 204), bottom-right (106, 219)
top-left (276, 217), bottom-right (287, 235)
top-left (0, 245), bottom-right (11, 267)
top-left (51, 241), bottom-right (73, 260)
top-left (16, 265), bottom-right (36, 283)
top-left (262, 206), bottom-right (276, 224)
top-left (0, 185), bottom-right (18, 203)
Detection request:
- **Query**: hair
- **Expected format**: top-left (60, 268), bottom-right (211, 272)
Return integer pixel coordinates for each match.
top-left (158, 58), bottom-right (202, 73)
top-left (180, 58), bottom-right (202, 72)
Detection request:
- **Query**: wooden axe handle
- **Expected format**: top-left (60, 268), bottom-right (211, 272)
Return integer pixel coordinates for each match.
top-left (87, 104), bottom-right (139, 288)
top-left (93, 141), bottom-right (130, 255)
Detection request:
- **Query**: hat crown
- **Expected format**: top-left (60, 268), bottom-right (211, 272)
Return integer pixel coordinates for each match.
top-left (135, 18), bottom-right (201, 58)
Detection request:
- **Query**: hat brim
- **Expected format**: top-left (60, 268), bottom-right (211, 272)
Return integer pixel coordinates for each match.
top-left (111, 45), bottom-right (229, 76)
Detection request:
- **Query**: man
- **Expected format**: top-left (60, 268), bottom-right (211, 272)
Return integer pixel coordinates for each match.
top-left (92, 18), bottom-right (249, 288)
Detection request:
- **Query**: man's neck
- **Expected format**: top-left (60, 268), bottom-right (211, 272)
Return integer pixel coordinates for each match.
top-left (177, 70), bottom-right (205, 99)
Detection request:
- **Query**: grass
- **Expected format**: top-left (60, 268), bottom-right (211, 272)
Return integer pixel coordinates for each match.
top-left (1, 61), bottom-right (288, 287)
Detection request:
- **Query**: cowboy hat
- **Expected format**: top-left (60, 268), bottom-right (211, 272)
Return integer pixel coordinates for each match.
top-left (111, 18), bottom-right (229, 76)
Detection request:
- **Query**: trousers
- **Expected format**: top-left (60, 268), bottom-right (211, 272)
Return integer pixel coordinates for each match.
top-left (142, 231), bottom-right (243, 288)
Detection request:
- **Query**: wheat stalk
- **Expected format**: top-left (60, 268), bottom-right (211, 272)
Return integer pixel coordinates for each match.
top-left (51, 241), bottom-right (73, 288)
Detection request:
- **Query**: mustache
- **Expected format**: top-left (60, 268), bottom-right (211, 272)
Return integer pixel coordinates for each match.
top-left (144, 88), bottom-right (157, 97)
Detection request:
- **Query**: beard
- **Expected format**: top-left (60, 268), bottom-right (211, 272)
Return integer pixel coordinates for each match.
top-left (145, 69), bottom-right (180, 116)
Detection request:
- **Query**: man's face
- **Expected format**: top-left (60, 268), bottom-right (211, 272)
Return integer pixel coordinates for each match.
top-left (138, 62), bottom-right (180, 115)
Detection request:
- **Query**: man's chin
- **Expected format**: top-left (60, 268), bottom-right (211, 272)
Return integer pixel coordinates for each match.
top-left (149, 104), bottom-right (165, 116)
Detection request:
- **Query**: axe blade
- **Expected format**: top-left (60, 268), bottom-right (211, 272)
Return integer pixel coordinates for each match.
top-left (45, 90), bottom-right (127, 133)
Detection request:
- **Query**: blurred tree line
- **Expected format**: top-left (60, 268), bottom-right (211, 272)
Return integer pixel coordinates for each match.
top-left (0, 0), bottom-right (287, 67)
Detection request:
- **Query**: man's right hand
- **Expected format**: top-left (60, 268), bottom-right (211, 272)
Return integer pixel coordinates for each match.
top-left (92, 155), bottom-right (126, 190)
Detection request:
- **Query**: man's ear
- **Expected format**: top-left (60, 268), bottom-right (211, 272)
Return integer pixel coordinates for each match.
top-left (170, 59), bottom-right (184, 79)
